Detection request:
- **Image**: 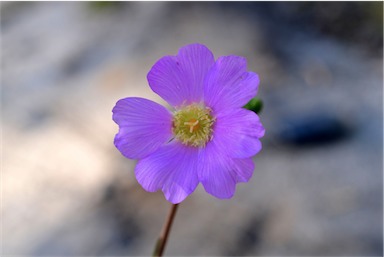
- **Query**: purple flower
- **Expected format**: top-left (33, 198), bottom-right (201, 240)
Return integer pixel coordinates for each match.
top-left (113, 44), bottom-right (265, 204)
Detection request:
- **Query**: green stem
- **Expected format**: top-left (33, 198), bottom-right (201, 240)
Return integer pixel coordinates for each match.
top-left (152, 203), bottom-right (179, 257)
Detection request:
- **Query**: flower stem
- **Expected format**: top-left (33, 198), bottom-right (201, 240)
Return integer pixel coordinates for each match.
top-left (152, 203), bottom-right (179, 257)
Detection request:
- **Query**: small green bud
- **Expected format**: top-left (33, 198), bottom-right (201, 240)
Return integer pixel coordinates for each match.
top-left (243, 97), bottom-right (263, 114)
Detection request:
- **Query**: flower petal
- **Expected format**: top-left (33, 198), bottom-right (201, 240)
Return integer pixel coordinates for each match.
top-left (112, 97), bottom-right (172, 159)
top-left (198, 139), bottom-right (256, 199)
top-left (214, 108), bottom-right (265, 158)
top-left (135, 141), bottom-right (199, 204)
top-left (204, 56), bottom-right (259, 112)
top-left (232, 158), bottom-right (255, 183)
top-left (147, 43), bottom-right (215, 107)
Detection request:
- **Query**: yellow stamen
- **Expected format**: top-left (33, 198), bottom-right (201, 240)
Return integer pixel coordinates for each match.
top-left (172, 104), bottom-right (215, 147)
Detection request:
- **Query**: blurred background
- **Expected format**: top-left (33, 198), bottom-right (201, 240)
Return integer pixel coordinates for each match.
top-left (1, 2), bottom-right (383, 256)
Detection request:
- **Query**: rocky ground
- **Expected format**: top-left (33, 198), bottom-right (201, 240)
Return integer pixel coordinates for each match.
top-left (2, 2), bottom-right (383, 256)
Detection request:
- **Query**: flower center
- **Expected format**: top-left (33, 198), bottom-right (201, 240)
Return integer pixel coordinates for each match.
top-left (172, 104), bottom-right (215, 147)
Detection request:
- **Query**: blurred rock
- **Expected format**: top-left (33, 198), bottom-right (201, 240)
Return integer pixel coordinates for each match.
top-left (276, 112), bottom-right (352, 146)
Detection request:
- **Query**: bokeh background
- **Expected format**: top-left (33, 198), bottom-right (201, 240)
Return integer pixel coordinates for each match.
top-left (2, 2), bottom-right (383, 256)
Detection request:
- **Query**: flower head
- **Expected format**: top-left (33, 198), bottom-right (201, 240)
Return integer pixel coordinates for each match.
top-left (112, 44), bottom-right (265, 204)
